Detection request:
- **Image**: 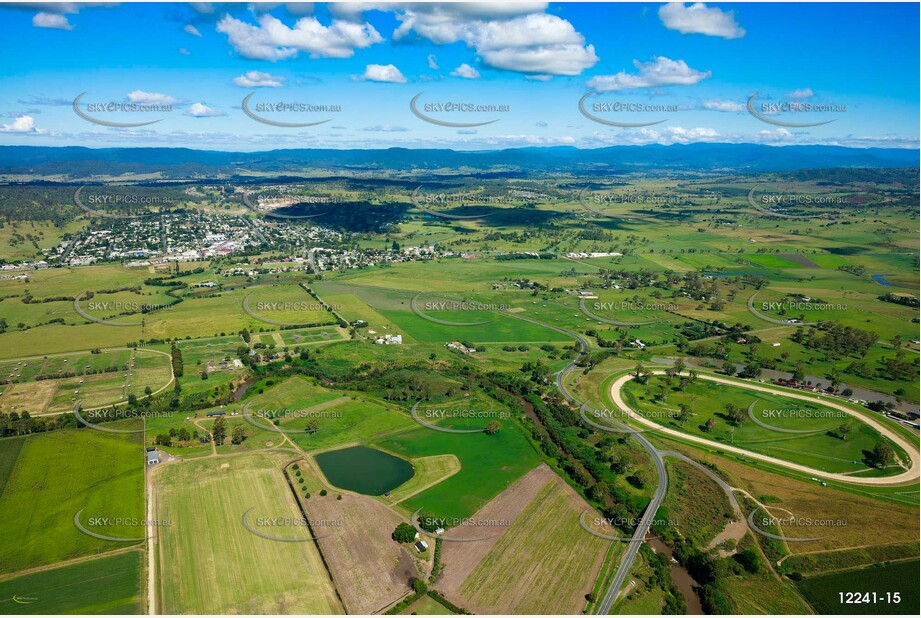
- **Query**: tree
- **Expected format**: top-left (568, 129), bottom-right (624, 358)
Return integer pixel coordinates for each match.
top-left (734, 548), bottom-right (762, 574)
top-left (212, 416), bottom-right (227, 445)
top-left (231, 425), bottom-right (246, 445)
top-left (673, 358), bottom-right (686, 375)
top-left (675, 403), bottom-right (692, 424)
top-left (241, 328), bottom-right (251, 343)
top-left (836, 422), bottom-right (852, 441)
top-left (484, 420), bottom-right (500, 435)
top-left (392, 522), bottom-right (417, 543)
top-left (869, 441), bottom-right (894, 468)
top-left (704, 418), bottom-right (717, 433)
top-left (412, 578), bottom-right (428, 595)
top-left (724, 403), bottom-right (746, 426)
top-left (633, 362), bottom-right (650, 384)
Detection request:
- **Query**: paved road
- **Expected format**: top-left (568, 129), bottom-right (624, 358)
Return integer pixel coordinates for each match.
top-left (609, 371), bottom-right (920, 486)
top-left (500, 309), bottom-right (668, 614)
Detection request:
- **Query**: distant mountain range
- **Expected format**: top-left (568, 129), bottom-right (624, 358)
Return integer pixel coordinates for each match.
top-left (0, 143), bottom-right (917, 178)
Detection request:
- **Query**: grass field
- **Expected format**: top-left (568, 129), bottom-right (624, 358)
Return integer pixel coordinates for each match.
top-left (0, 436), bottom-right (24, 496)
top-left (622, 375), bottom-right (907, 476)
top-left (374, 418), bottom-right (542, 520)
top-left (237, 376), bottom-right (417, 452)
top-left (661, 441), bottom-right (920, 559)
top-left (797, 560), bottom-right (920, 615)
top-left (399, 594), bottom-right (453, 615)
top-left (0, 427), bottom-right (145, 574)
top-left (0, 551), bottom-right (142, 615)
top-left (291, 461), bottom-right (418, 614)
top-left (383, 454), bottom-right (461, 505)
top-left (659, 459), bottom-right (734, 547)
top-left (153, 452), bottom-right (343, 614)
top-left (0, 348), bottom-right (171, 415)
top-left (448, 466), bottom-right (608, 614)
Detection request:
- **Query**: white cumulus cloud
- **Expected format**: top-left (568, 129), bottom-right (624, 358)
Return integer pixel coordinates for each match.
top-left (33, 12), bottom-right (73, 30)
top-left (127, 90), bottom-right (181, 105)
top-left (702, 98), bottom-right (744, 112)
top-left (185, 102), bottom-right (225, 117)
top-left (588, 57), bottom-right (711, 92)
top-left (358, 64), bottom-right (406, 83)
top-left (233, 70), bottom-right (286, 87)
top-left (659, 3), bottom-right (745, 38)
top-left (390, 7), bottom-right (597, 76)
top-left (216, 13), bottom-right (382, 61)
top-left (450, 63), bottom-right (480, 79)
top-left (786, 88), bottom-right (814, 99)
top-left (1, 115), bottom-right (39, 133)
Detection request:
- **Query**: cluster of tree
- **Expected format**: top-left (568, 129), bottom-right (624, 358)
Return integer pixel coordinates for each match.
top-left (494, 252), bottom-right (555, 261)
top-left (866, 441), bottom-right (895, 469)
top-left (878, 293), bottom-right (919, 308)
top-left (636, 545), bottom-right (687, 614)
top-left (0, 410), bottom-right (79, 437)
top-left (153, 426), bottom-right (201, 447)
top-left (212, 416), bottom-right (227, 445)
top-left (391, 522), bottom-right (417, 543)
top-left (483, 369), bottom-right (647, 531)
top-left (170, 344), bottom-right (184, 378)
top-left (791, 323), bottom-right (878, 359)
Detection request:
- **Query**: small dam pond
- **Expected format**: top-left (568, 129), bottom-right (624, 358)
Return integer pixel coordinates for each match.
top-left (314, 446), bottom-right (414, 496)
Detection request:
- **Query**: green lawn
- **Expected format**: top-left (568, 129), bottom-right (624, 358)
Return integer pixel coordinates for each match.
top-left (621, 375), bottom-right (907, 476)
top-left (373, 418), bottom-right (541, 520)
top-left (0, 427), bottom-right (145, 573)
top-left (0, 551), bottom-right (142, 615)
top-left (797, 561), bottom-right (920, 615)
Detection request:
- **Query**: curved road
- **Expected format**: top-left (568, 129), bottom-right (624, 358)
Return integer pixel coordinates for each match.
top-left (578, 297), bottom-right (657, 327)
top-left (499, 308), bottom-right (669, 615)
top-left (609, 371), bottom-right (919, 486)
top-left (747, 291), bottom-right (817, 326)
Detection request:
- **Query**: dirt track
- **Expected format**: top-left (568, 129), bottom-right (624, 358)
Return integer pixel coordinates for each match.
top-left (609, 372), bottom-right (919, 486)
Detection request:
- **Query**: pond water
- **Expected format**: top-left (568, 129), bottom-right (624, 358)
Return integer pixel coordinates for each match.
top-left (647, 537), bottom-right (704, 614)
top-left (314, 446), bottom-right (414, 496)
top-left (871, 274), bottom-right (893, 287)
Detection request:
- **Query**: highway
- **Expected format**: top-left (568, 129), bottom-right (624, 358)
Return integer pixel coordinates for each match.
top-left (500, 309), bottom-right (669, 614)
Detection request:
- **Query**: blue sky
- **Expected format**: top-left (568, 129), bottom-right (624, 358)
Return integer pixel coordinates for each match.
top-left (0, 2), bottom-right (918, 150)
